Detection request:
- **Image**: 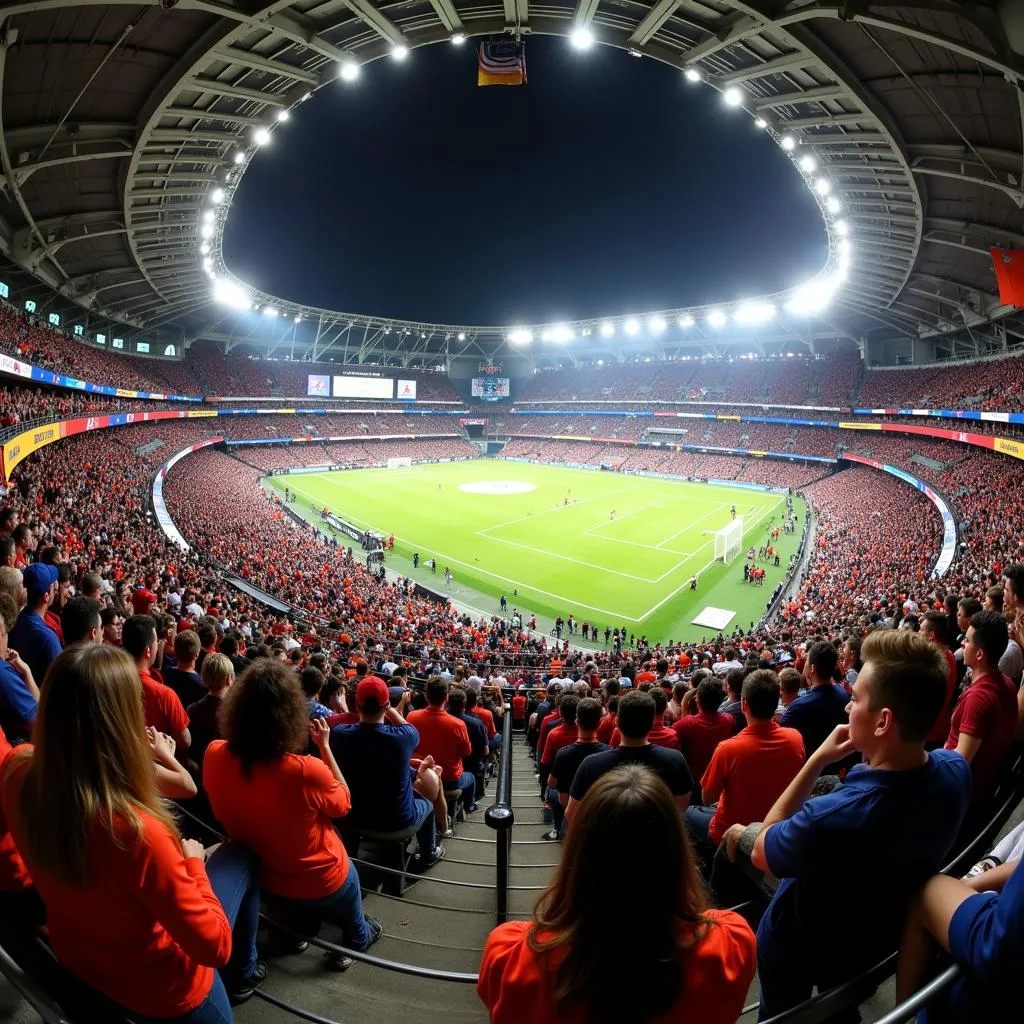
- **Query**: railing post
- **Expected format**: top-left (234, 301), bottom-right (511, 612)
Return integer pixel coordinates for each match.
top-left (485, 706), bottom-right (515, 925)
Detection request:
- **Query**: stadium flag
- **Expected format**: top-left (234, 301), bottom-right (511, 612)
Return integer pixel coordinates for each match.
top-left (991, 249), bottom-right (1024, 307)
top-left (477, 40), bottom-right (526, 86)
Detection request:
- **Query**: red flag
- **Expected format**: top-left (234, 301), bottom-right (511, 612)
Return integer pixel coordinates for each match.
top-left (991, 248), bottom-right (1024, 307)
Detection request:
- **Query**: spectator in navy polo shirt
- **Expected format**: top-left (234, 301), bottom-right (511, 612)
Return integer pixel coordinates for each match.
top-left (331, 677), bottom-right (445, 868)
top-left (9, 563), bottom-right (61, 687)
top-left (447, 687), bottom-right (487, 808)
top-left (738, 630), bottom-right (972, 1021)
top-left (779, 641), bottom-right (849, 764)
top-left (0, 612), bottom-right (38, 743)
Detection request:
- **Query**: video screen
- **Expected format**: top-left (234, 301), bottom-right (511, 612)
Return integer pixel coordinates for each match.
top-left (332, 375), bottom-right (394, 399)
top-left (471, 377), bottom-right (510, 399)
top-left (307, 374), bottom-right (330, 397)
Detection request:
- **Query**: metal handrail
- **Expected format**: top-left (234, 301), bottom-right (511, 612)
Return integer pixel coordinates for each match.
top-left (484, 707), bottom-right (515, 925)
top-left (873, 965), bottom-right (961, 1024)
top-left (0, 936), bottom-right (77, 1024)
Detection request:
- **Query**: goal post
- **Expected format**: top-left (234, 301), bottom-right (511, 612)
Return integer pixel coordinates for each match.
top-left (714, 517), bottom-right (744, 564)
top-left (386, 457), bottom-right (412, 469)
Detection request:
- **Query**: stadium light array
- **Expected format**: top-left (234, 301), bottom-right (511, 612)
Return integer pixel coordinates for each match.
top-left (754, 118), bottom-right (768, 129)
top-left (233, 151), bottom-right (245, 165)
top-left (508, 328), bottom-right (533, 344)
top-left (391, 44), bottom-right (409, 60)
top-left (814, 177), bottom-right (832, 195)
top-left (733, 301), bottom-right (776, 325)
top-left (723, 87), bottom-right (744, 108)
top-left (276, 108), bottom-right (290, 122)
top-left (678, 314), bottom-right (695, 328)
top-left (798, 155), bottom-right (817, 174)
top-left (684, 67), bottom-right (702, 83)
top-left (210, 188), bottom-right (225, 204)
top-left (570, 27), bottom-right (594, 50)
top-left (826, 196), bottom-right (842, 215)
top-left (202, 209), bottom-right (215, 223)
top-left (542, 325), bottom-right (575, 343)
top-left (781, 135), bottom-right (796, 151)
top-left (600, 322), bottom-right (615, 338)
top-left (339, 60), bottom-right (360, 82)
top-left (200, 242), bottom-right (211, 255)
top-left (785, 277), bottom-right (839, 316)
top-left (624, 318), bottom-right (640, 336)
top-left (263, 306), bottom-right (279, 317)
top-left (451, 33), bottom-right (466, 45)
top-left (457, 331), bottom-right (466, 341)
top-left (200, 223), bottom-right (214, 239)
top-left (648, 315), bottom-right (667, 334)
top-left (707, 309), bottom-right (727, 327)
top-left (835, 219), bottom-right (849, 236)
top-left (213, 279), bottom-right (252, 310)
top-left (253, 127), bottom-right (271, 146)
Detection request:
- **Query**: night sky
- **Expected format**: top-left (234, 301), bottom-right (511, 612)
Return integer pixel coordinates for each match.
top-left (223, 36), bottom-right (826, 325)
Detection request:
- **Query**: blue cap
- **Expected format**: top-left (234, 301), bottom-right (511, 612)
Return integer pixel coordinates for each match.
top-left (24, 562), bottom-right (58, 596)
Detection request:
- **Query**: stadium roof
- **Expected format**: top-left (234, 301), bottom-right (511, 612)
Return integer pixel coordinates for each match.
top-left (2, 0), bottom-right (1023, 363)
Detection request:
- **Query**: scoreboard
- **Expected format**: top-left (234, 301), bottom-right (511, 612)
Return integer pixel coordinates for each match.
top-left (471, 377), bottom-right (510, 400)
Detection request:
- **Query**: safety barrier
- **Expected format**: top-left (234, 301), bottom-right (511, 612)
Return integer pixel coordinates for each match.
top-left (485, 707), bottom-right (515, 924)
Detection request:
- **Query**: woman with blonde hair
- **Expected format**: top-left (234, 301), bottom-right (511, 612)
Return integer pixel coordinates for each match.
top-left (478, 765), bottom-right (756, 1024)
top-left (0, 644), bottom-right (263, 1023)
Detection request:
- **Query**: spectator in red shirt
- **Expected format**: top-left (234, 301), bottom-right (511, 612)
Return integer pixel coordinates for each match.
top-left (920, 610), bottom-right (958, 748)
top-left (512, 688), bottom-right (527, 727)
top-left (123, 614), bottom-right (190, 754)
top-left (595, 694), bottom-right (618, 745)
top-left (204, 659), bottom-right (382, 971)
top-left (945, 611), bottom-right (1018, 808)
top-left (1, 645), bottom-right (263, 1020)
top-left (539, 695), bottom-right (579, 800)
top-left (688, 670), bottom-right (804, 896)
top-left (673, 676), bottom-right (734, 798)
top-left (407, 676), bottom-right (475, 815)
top-left (478, 764), bottom-right (755, 1024)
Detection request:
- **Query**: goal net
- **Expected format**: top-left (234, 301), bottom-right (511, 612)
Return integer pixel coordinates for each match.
top-left (386, 457), bottom-right (412, 469)
top-left (714, 517), bottom-right (744, 564)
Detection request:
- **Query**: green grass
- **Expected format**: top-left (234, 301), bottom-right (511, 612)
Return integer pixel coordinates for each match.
top-left (266, 460), bottom-right (805, 643)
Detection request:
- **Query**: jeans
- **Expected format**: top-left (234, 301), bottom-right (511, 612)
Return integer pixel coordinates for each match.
top-left (126, 841), bottom-right (260, 1024)
top-left (273, 864), bottom-right (371, 950)
top-left (546, 786), bottom-right (565, 834)
top-left (454, 770), bottom-right (476, 812)
top-left (411, 793), bottom-right (437, 857)
top-left (684, 803), bottom-right (717, 876)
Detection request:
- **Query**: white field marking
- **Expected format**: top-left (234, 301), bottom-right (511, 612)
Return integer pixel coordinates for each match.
top-left (281, 479), bottom-right (650, 620)
top-left (476, 481), bottom-right (655, 536)
top-left (654, 502), bottom-right (758, 550)
top-left (635, 497), bottom-right (785, 620)
top-left (479, 533), bottom-right (670, 583)
top-left (582, 498), bottom-right (732, 554)
top-left (583, 501), bottom-right (664, 535)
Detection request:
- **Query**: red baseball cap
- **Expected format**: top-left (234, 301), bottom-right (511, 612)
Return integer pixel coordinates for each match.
top-left (356, 676), bottom-right (389, 710)
top-left (131, 588), bottom-right (158, 613)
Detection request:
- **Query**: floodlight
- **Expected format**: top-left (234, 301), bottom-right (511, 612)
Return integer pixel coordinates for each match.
top-left (596, 359), bottom-right (604, 366)
top-left (391, 44), bottom-right (409, 60)
top-left (814, 177), bottom-right (832, 195)
top-left (200, 242), bottom-right (211, 255)
top-left (543, 325), bottom-right (574, 343)
top-left (723, 87), bottom-right (743, 108)
top-left (253, 127), bottom-right (271, 146)
top-left (570, 27), bottom-right (594, 50)
top-left (785, 278), bottom-right (838, 316)
top-left (202, 257), bottom-right (213, 271)
top-left (263, 306), bottom-right (279, 317)
top-left (835, 219), bottom-right (849, 236)
top-left (826, 196), bottom-right (842, 215)
top-left (202, 209), bottom-right (215, 223)
top-left (200, 223), bottom-right (214, 239)
top-left (339, 61), bottom-right (360, 82)
top-left (457, 331), bottom-right (466, 341)
top-left (707, 309), bottom-right (727, 327)
top-left (798, 155), bottom-right (817, 174)
top-left (781, 135), bottom-right (796, 151)
top-left (233, 151), bottom-right (245, 165)
top-left (754, 118), bottom-right (768, 129)
top-left (733, 301), bottom-right (776, 325)
top-left (622, 318), bottom-right (639, 336)
top-left (294, 315), bottom-right (302, 323)
top-left (210, 188), bottom-right (225, 204)
top-left (678, 314), bottom-right (695, 328)
top-left (838, 238), bottom-right (851, 255)
top-left (213, 279), bottom-right (251, 310)
top-left (600, 321), bottom-right (615, 338)
top-left (276, 108), bottom-right (290, 122)
top-left (648, 315), bottom-right (667, 334)
top-left (684, 67), bottom-right (701, 83)
top-left (451, 33), bottom-right (466, 45)
top-left (508, 328), bottom-right (533, 344)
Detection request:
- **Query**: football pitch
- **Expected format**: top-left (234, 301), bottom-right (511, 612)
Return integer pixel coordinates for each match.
top-left (265, 459), bottom-right (806, 643)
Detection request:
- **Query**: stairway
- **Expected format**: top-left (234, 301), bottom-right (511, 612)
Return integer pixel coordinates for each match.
top-left (239, 732), bottom-right (559, 1024)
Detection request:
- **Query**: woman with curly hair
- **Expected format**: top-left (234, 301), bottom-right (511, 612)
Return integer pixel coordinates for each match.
top-left (1, 644), bottom-right (263, 1023)
top-left (203, 658), bottom-right (381, 970)
top-left (477, 765), bottom-right (756, 1024)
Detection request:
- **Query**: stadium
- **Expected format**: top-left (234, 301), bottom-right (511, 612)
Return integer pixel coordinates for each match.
top-left (0, 2), bottom-right (1023, 1024)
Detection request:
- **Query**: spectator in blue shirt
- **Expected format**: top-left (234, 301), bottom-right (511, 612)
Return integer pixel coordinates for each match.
top-left (331, 677), bottom-right (445, 867)
top-left (780, 640), bottom-right (849, 762)
top-left (301, 666), bottom-right (332, 720)
top-left (447, 687), bottom-right (487, 809)
top-left (897, 849), bottom-right (1024, 1023)
top-left (0, 613), bottom-right (38, 743)
top-left (9, 564), bottom-right (61, 687)
top-left (162, 630), bottom-right (205, 706)
top-left (740, 630), bottom-right (972, 1021)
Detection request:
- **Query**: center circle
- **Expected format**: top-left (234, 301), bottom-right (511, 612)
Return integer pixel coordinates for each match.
top-left (458, 480), bottom-right (538, 495)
